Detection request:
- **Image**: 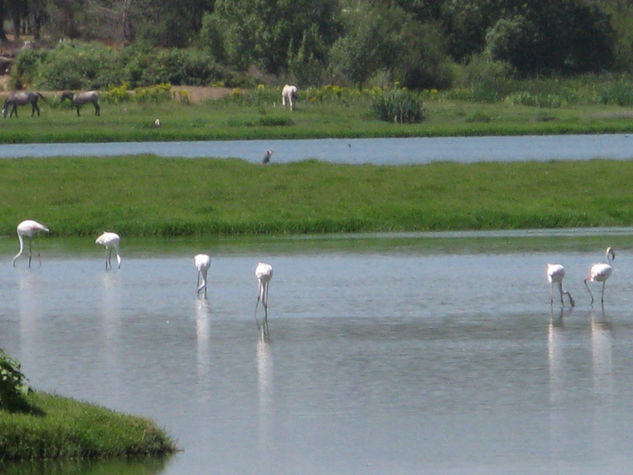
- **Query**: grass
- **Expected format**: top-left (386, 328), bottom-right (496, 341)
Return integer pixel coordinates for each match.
top-left (1, 92), bottom-right (633, 143)
top-left (1, 155), bottom-right (632, 237)
top-left (0, 391), bottom-right (176, 461)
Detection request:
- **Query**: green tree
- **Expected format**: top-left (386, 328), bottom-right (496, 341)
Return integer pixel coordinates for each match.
top-left (210, 0), bottom-right (340, 76)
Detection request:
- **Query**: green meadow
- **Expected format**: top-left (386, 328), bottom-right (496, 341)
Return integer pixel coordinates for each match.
top-left (1, 155), bottom-right (631, 237)
top-left (1, 87), bottom-right (633, 143)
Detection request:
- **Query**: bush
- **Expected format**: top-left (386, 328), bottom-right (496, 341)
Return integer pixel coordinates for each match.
top-left (0, 350), bottom-right (30, 412)
top-left (371, 88), bottom-right (424, 123)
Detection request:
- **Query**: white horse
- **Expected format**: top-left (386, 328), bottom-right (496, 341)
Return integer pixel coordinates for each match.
top-left (281, 84), bottom-right (297, 111)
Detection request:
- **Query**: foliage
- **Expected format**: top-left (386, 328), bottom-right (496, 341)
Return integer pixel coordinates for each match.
top-left (0, 350), bottom-right (30, 412)
top-left (34, 42), bottom-right (120, 90)
top-left (371, 88), bottom-right (424, 123)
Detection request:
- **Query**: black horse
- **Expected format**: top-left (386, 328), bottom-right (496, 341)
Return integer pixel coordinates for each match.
top-left (2, 91), bottom-right (47, 118)
top-left (60, 91), bottom-right (100, 116)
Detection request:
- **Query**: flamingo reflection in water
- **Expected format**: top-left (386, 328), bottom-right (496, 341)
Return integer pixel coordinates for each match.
top-left (255, 262), bottom-right (273, 338)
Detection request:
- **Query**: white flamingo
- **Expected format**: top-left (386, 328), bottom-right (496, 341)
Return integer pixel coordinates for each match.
top-left (584, 247), bottom-right (615, 305)
top-left (546, 263), bottom-right (574, 307)
top-left (194, 254), bottom-right (211, 297)
top-left (255, 262), bottom-right (273, 315)
top-left (95, 232), bottom-right (121, 269)
top-left (12, 220), bottom-right (49, 268)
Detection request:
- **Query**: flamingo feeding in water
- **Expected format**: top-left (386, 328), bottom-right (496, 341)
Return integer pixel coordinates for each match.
top-left (546, 263), bottom-right (575, 307)
top-left (95, 232), bottom-right (121, 269)
top-left (584, 247), bottom-right (615, 305)
top-left (194, 254), bottom-right (211, 297)
top-left (255, 262), bottom-right (273, 317)
top-left (12, 220), bottom-right (49, 267)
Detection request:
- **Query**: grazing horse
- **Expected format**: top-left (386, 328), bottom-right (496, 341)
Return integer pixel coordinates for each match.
top-left (2, 91), bottom-right (47, 118)
top-left (281, 84), bottom-right (297, 111)
top-left (60, 91), bottom-right (100, 116)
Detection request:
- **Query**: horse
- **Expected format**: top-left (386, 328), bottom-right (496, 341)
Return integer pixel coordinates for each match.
top-left (2, 91), bottom-right (47, 118)
top-left (281, 84), bottom-right (297, 111)
top-left (60, 91), bottom-right (100, 116)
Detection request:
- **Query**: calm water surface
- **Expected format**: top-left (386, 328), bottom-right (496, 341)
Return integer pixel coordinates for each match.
top-left (3, 134), bottom-right (633, 163)
top-left (2, 233), bottom-right (633, 473)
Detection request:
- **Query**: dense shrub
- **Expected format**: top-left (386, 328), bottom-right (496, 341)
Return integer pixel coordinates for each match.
top-left (0, 350), bottom-right (30, 412)
top-left (371, 88), bottom-right (424, 123)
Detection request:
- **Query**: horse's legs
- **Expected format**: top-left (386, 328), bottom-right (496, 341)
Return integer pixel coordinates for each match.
top-left (94, 102), bottom-right (100, 116)
top-left (10, 105), bottom-right (17, 118)
top-left (76, 106), bottom-right (80, 117)
top-left (33, 101), bottom-right (40, 117)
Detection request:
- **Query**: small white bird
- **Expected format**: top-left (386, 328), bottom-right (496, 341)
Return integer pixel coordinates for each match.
top-left (584, 247), bottom-right (615, 305)
top-left (255, 262), bottom-right (273, 315)
top-left (194, 254), bottom-right (211, 297)
top-left (262, 149), bottom-right (273, 164)
top-left (12, 220), bottom-right (49, 267)
top-left (546, 263), bottom-right (574, 307)
top-left (95, 232), bottom-right (121, 270)
top-left (154, 118), bottom-right (161, 127)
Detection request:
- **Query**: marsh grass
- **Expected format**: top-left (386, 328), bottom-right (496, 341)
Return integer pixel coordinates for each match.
top-left (0, 391), bottom-right (175, 461)
top-left (1, 156), bottom-right (632, 237)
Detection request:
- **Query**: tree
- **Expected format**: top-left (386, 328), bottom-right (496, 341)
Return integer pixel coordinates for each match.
top-left (485, 1), bottom-right (615, 75)
top-left (210, 0), bottom-right (340, 76)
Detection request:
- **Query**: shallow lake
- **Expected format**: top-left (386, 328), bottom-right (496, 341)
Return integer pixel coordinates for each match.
top-left (2, 230), bottom-right (633, 473)
top-left (4, 133), bottom-right (633, 163)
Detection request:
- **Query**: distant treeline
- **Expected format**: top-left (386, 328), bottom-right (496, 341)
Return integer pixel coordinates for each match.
top-left (6, 1), bottom-right (633, 89)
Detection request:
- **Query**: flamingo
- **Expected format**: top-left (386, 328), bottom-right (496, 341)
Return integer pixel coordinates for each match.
top-left (194, 254), bottom-right (211, 297)
top-left (95, 232), bottom-right (121, 269)
top-left (255, 262), bottom-right (273, 316)
top-left (12, 220), bottom-right (49, 268)
top-left (262, 149), bottom-right (273, 164)
top-left (546, 263), bottom-right (575, 307)
top-left (584, 247), bottom-right (615, 305)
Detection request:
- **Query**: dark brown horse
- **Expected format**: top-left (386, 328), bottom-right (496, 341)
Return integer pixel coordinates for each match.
top-left (60, 91), bottom-right (100, 116)
top-left (2, 91), bottom-right (47, 118)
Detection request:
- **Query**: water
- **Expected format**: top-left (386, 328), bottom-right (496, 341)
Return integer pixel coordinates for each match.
top-left (2, 232), bottom-right (633, 473)
top-left (3, 134), bottom-right (633, 163)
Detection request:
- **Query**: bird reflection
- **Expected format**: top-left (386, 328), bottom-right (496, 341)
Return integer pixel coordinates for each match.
top-left (256, 334), bottom-right (273, 461)
top-left (590, 308), bottom-right (613, 400)
top-left (195, 299), bottom-right (211, 380)
top-left (589, 307), bottom-right (615, 454)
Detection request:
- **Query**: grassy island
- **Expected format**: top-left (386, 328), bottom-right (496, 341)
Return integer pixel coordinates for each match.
top-left (0, 155), bottom-right (632, 238)
top-left (0, 391), bottom-right (175, 462)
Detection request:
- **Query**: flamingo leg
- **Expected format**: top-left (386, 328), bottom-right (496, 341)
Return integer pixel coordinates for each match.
top-left (584, 278), bottom-right (595, 305)
top-left (28, 238), bottom-right (32, 268)
top-left (556, 282), bottom-right (564, 305)
top-left (563, 291), bottom-right (575, 307)
top-left (601, 281), bottom-right (606, 303)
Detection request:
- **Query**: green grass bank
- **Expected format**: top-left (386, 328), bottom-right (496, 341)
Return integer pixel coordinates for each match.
top-left (0, 391), bottom-right (175, 461)
top-left (1, 89), bottom-right (633, 143)
top-left (1, 155), bottom-right (632, 237)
